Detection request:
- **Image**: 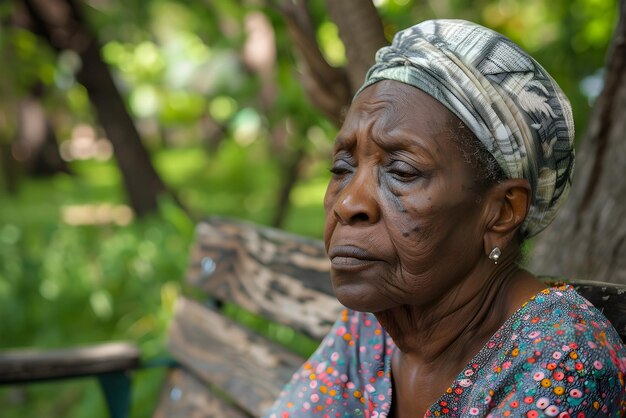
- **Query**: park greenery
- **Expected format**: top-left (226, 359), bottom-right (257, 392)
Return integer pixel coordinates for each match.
top-left (0, 0), bottom-right (619, 416)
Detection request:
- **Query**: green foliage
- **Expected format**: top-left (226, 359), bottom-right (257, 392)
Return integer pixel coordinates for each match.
top-left (9, 29), bottom-right (57, 89)
top-left (0, 144), bottom-right (328, 416)
top-left (0, 175), bottom-right (191, 417)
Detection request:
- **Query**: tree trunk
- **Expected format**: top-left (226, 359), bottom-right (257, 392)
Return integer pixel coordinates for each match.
top-left (274, 0), bottom-right (387, 126)
top-left (15, 86), bottom-right (70, 176)
top-left (75, 39), bottom-right (168, 216)
top-left (324, 0), bottom-right (387, 92)
top-left (20, 0), bottom-right (169, 217)
top-left (271, 132), bottom-right (306, 228)
top-left (274, 0), bottom-right (352, 126)
top-left (0, 142), bottom-right (19, 194)
top-left (528, 0), bottom-right (626, 283)
top-left (0, 105), bottom-right (20, 195)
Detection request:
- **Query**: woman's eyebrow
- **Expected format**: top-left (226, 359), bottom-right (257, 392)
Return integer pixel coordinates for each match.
top-left (372, 129), bottom-right (436, 159)
top-left (333, 132), bottom-right (356, 151)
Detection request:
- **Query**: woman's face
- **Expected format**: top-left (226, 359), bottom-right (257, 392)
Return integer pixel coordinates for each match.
top-left (324, 80), bottom-right (489, 313)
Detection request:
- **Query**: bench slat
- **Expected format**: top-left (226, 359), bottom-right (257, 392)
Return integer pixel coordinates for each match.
top-left (0, 342), bottom-right (140, 384)
top-left (153, 368), bottom-right (250, 418)
top-left (186, 219), bottom-right (342, 340)
top-left (168, 297), bottom-right (305, 416)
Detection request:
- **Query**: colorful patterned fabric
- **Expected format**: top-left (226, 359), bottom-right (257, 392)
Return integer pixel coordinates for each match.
top-left (264, 287), bottom-right (626, 417)
top-left (357, 20), bottom-right (575, 238)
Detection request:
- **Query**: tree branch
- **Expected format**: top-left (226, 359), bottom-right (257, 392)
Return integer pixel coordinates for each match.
top-left (324, 0), bottom-right (387, 91)
top-left (270, 0), bottom-right (351, 126)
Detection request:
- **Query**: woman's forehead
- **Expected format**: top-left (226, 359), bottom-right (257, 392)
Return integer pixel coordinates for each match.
top-left (337, 81), bottom-right (457, 147)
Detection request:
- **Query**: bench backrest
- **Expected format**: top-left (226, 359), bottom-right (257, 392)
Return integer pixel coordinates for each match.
top-left (159, 218), bottom-right (342, 417)
top-left (186, 218), bottom-right (340, 340)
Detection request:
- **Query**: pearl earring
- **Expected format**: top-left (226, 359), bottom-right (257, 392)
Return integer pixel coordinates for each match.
top-left (488, 247), bottom-right (501, 265)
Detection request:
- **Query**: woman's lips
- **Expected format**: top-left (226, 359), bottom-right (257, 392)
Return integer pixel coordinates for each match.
top-left (328, 245), bottom-right (380, 269)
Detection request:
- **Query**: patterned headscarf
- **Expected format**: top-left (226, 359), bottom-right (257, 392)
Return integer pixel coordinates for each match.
top-left (357, 19), bottom-right (575, 238)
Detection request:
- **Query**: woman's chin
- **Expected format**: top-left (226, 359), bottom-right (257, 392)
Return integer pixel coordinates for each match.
top-left (332, 282), bottom-right (391, 313)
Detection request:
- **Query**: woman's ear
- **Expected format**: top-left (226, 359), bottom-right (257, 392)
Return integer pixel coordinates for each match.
top-left (482, 179), bottom-right (531, 254)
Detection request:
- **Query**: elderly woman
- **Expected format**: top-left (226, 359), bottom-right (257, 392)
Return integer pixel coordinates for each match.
top-left (266, 20), bottom-right (626, 417)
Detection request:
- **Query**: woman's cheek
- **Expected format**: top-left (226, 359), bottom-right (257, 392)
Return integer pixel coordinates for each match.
top-left (389, 214), bottom-right (439, 270)
top-left (323, 180), bottom-right (341, 211)
top-left (323, 183), bottom-right (340, 246)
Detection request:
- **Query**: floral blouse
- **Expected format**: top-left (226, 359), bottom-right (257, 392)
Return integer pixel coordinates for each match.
top-left (264, 286), bottom-right (626, 417)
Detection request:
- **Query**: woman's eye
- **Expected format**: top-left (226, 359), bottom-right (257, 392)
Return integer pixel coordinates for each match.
top-left (387, 161), bottom-right (420, 181)
top-left (329, 160), bottom-right (353, 176)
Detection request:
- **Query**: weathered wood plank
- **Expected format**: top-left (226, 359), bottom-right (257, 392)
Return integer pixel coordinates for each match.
top-left (153, 368), bottom-right (250, 418)
top-left (168, 297), bottom-right (306, 416)
top-left (186, 218), bottom-right (342, 340)
top-left (0, 342), bottom-right (140, 384)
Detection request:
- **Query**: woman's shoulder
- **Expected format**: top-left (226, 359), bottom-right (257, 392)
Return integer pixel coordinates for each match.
top-left (465, 286), bottom-right (626, 417)
top-left (516, 286), bottom-right (625, 351)
top-left (505, 286), bottom-right (625, 370)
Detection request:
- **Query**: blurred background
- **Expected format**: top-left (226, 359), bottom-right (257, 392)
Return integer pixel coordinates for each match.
top-left (0, 0), bottom-right (618, 416)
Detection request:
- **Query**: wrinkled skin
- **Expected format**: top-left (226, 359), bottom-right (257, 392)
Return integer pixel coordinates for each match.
top-left (324, 80), bottom-right (489, 313)
top-left (323, 80), bottom-right (544, 416)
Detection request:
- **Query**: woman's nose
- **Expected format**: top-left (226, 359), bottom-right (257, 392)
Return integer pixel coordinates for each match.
top-left (332, 172), bottom-right (380, 225)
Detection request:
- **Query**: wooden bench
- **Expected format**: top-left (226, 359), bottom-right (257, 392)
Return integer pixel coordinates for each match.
top-left (152, 217), bottom-right (343, 417)
top-left (153, 217), bottom-right (626, 418)
top-left (2, 217), bottom-right (625, 418)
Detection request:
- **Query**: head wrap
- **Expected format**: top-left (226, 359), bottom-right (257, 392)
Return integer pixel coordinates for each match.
top-left (358, 19), bottom-right (575, 238)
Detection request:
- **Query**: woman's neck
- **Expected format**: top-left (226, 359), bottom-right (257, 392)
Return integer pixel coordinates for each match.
top-left (376, 262), bottom-right (546, 417)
